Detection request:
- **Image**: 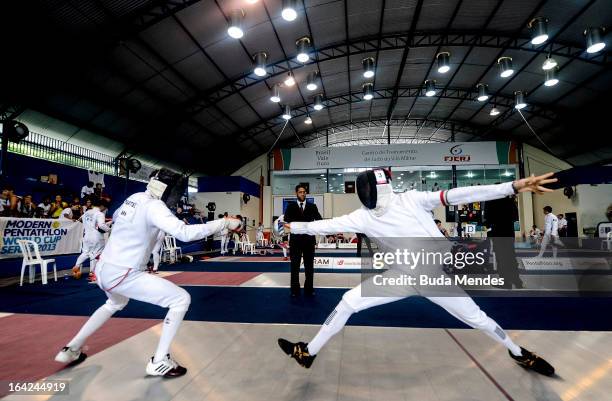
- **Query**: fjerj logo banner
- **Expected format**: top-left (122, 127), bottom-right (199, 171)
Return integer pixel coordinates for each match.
top-left (0, 218), bottom-right (83, 259)
top-left (358, 237), bottom-right (611, 298)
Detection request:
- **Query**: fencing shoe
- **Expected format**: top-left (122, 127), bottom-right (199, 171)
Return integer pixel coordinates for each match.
top-left (278, 339), bottom-right (316, 368)
top-left (146, 354), bottom-right (187, 378)
top-left (55, 347), bottom-right (87, 366)
top-left (509, 347), bottom-right (555, 376)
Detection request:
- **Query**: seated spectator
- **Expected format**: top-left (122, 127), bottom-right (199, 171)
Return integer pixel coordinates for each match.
top-left (81, 181), bottom-right (95, 200)
top-left (17, 194), bottom-right (36, 218)
top-left (528, 225), bottom-right (542, 244)
top-left (37, 196), bottom-right (52, 218)
top-left (1, 186), bottom-right (19, 217)
top-left (434, 219), bottom-right (449, 237)
top-left (50, 195), bottom-right (68, 218)
top-left (82, 198), bottom-right (93, 213)
top-left (70, 196), bottom-right (83, 220)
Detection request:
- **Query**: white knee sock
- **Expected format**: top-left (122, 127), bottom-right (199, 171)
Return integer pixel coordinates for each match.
top-left (75, 253), bottom-right (89, 268)
top-left (154, 309), bottom-right (186, 363)
top-left (282, 247), bottom-right (287, 258)
top-left (308, 300), bottom-right (354, 355)
top-left (153, 252), bottom-right (160, 270)
top-left (480, 317), bottom-right (522, 356)
top-left (66, 305), bottom-right (114, 350)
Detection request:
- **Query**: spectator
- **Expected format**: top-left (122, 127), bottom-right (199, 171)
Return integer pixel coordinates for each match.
top-left (93, 183), bottom-right (103, 201)
top-left (538, 206), bottom-right (563, 258)
top-left (557, 213), bottom-right (568, 237)
top-left (18, 194), bottom-right (36, 218)
top-left (37, 196), bottom-right (52, 218)
top-left (50, 195), bottom-right (68, 218)
top-left (1, 186), bottom-right (19, 217)
top-left (81, 181), bottom-right (95, 200)
top-left (70, 196), bottom-right (83, 220)
top-left (185, 208), bottom-right (203, 225)
top-left (434, 219), bottom-right (449, 237)
top-left (528, 225), bottom-right (542, 244)
top-left (83, 198), bottom-right (93, 213)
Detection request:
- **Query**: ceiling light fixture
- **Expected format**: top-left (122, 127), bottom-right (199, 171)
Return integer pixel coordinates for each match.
top-left (362, 57), bottom-right (375, 78)
top-left (476, 83), bottom-right (489, 102)
top-left (529, 17), bottom-right (549, 45)
top-left (252, 52), bottom-right (267, 77)
top-left (281, 0), bottom-right (298, 21)
top-left (227, 9), bottom-right (245, 39)
top-left (498, 56), bottom-right (514, 78)
top-left (436, 52), bottom-right (451, 73)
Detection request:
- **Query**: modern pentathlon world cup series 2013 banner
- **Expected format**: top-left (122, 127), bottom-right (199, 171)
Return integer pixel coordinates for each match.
top-left (273, 142), bottom-right (518, 170)
top-left (0, 218), bottom-right (83, 259)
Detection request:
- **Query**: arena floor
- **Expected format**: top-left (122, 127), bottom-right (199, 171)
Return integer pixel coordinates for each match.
top-left (1, 252), bottom-right (611, 401)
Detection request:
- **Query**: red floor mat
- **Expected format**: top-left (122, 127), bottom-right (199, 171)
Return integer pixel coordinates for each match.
top-left (164, 271), bottom-right (261, 286)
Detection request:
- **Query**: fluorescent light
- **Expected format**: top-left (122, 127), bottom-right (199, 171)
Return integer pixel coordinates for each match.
top-left (542, 56), bottom-right (557, 70)
top-left (227, 9), bottom-right (245, 39)
top-left (282, 0), bottom-right (298, 21)
top-left (284, 72), bottom-right (295, 86)
top-left (585, 27), bottom-right (606, 53)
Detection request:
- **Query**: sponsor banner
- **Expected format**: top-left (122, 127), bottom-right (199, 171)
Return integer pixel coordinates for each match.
top-left (317, 243), bottom-right (336, 249)
top-left (0, 218), bottom-right (83, 259)
top-left (274, 142), bottom-right (516, 170)
top-left (521, 257), bottom-right (609, 271)
top-left (338, 243), bottom-right (357, 249)
top-left (300, 257), bottom-right (363, 269)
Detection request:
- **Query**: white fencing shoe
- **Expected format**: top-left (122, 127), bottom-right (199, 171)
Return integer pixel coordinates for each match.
top-left (54, 347), bottom-right (87, 366)
top-left (145, 354), bottom-right (187, 378)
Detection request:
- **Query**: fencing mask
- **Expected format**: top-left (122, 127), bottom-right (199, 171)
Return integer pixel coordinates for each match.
top-left (356, 169), bottom-right (393, 216)
top-left (147, 168), bottom-right (185, 208)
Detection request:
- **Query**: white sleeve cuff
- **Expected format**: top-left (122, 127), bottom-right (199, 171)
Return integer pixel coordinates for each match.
top-left (290, 222), bottom-right (309, 234)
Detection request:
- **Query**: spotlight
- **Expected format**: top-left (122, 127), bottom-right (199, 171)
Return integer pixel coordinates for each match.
top-left (281, 0), bottom-right (298, 21)
top-left (544, 67), bottom-right (559, 87)
top-left (436, 52), bottom-right (451, 73)
top-left (529, 17), bottom-right (549, 45)
top-left (490, 106), bottom-right (500, 116)
top-left (424, 80), bottom-right (436, 97)
top-left (246, 0), bottom-right (258, 3)
top-left (498, 57), bottom-right (514, 78)
top-left (284, 71), bottom-right (295, 86)
top-left (313, 94), bottom-right (324, 111)
top-left (542, 56), bottom-right (557, 70)
top-left (282, 105), bottom-right (292, 120)
top-left (253, 52), bottom-right (267, 77)
top-left (476, 83), bottom-right (489, 102)
top-left (270, 85), bottom-right (281, 103)
top-left (306, 71), bottom-right (318, 91)
top-left (296, 37), bottom-right (311, 63)
top-left (514, 91), bottom-right (527, 110)
top-left (362, 57), bottom-right (375, 78)
top-left (305, 116), bottom-right (312, 125)
top-left (227, 9), bottom-right (245, 39)
top-left (585, 27), bottom-right (606, 53)
top-left (362, 83), bottom-right (374, 100)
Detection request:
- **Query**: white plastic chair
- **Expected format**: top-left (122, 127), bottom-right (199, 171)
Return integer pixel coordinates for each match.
top-left (17, 240), bottom-right (56, 286)
top-left (242, 235), bottom-right (256, 255)
top-left (602, 232), bottom-right (612, 251)
top-left (162, 235), bottom-right (182, 263)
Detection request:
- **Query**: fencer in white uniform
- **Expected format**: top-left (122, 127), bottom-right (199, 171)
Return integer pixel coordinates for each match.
top-left (151, 230), bottom-right (166, 272)
top-left (55, 169), bottom-right (242, 378)
top-left (72, 199), bottom-right (111, 279)
top-left (279, 169), bottom-right (557, 376)
top-left (538, 206), bottom-right (564, 258)
top-left (220, 225), bottom-right (230, 255)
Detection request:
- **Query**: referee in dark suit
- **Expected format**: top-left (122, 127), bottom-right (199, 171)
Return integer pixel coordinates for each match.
top-left (284, 184), bottom-right (322, 297)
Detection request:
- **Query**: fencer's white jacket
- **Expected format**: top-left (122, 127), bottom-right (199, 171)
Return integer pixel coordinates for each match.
top-left (291, 182), bottom-right (516, 239)
top-left (100, 192), bottom-right (227, 270)
top-left (543, 213), bottom-right (559, 237)
top-left (81, 207), bottom-right (111, 244)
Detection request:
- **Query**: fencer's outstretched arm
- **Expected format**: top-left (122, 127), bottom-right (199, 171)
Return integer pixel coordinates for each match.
top-left (289, 209), bottom-right (365, 236)
top-left (147, 201), bottom-right (239, 242)
top-left (415, 172), bottom-right (557, 210)
top-left (96, 212), bottom-right (112, 233)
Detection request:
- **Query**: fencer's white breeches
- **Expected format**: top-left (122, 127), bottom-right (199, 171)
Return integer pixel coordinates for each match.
top-left (220, 235), bottom-right (229, 253)
top-left (67, 261), bottom-right (191, 359)
top-left (152, 241), bottom-right (163, 270)
top-left (538, 234), bottom-right (562, 257)
top-left (308, 272), bottom-right (520, 356)
top-left (75, 240), bottom-right (105, 271)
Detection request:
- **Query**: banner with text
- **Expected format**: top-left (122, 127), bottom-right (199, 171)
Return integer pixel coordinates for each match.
top-left (0, 218), bottom-right (83, 259)
top-left (273, 142), bottom-right (517, 170)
